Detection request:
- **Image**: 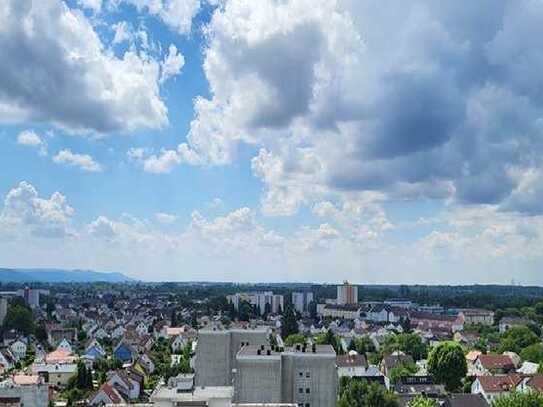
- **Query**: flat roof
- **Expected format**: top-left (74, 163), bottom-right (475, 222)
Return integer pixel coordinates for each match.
top-left (152, 385), bottom-right (233, 402)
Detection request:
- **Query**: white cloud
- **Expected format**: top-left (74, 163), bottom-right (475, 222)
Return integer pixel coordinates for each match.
top-left (206, 198), bottom-right (224, 209)
top-left (155, 212), bottom-right (177, 223)
top-left (16, 130), bottom-right (47, 156)
top-left (142, 0), bottom-right (543, 221)
top-left (78, 0), bottom-right (102, 13)
top-left (0, 181), bottom-right (74, 238)
top-left (112, 21), bottom-right (133, 44)
top-left (88, 216), bottom-right (117, 238)
top-left (160, 44), bottom-right (185, 83)
top-left (0, 0), bottom-right (168, 134)
top-left (53, 149), bottom-right (103, 172)
top-left (114, 0), bottom-right (201, 35)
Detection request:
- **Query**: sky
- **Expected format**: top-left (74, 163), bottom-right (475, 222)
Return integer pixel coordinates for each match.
top-left (1, 0), bottom-right (543, 284)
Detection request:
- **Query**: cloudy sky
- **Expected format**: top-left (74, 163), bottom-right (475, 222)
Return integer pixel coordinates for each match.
top-left (1, 0), bottom-right (543, 284)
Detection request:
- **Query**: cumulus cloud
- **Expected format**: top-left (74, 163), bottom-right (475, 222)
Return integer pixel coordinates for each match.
top-left (0, 0), bottom-right (168, 134)
top-left (16, 130), bottom-right (47, 156)
top-left (112, 21), bottom-right (133, 44)
top-left (155, 212), bottom-right (177, 223)
top-left (0, 181), bottom-right (74, 238)
top-left (113, 0), bottom-right (201, 35)
top-left (150, 0), bottom-right (543, 217)
top-left (78, 0), bottom-right (102, 13)
top-left (160, 44), bottom-right (185, 83)
top-left (53, 149), bottom-right (103, 172)
top-left (88, 216), bottom-right (117, 238)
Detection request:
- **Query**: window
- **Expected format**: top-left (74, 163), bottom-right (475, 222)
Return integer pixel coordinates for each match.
top-left (305, 404), bottom-right (310, 407)
top-left (299, 371), bottom-right (303, 377)
top-left (306, 371), bottom-right (310, 378)
top-left (306, 388), bottom-right (310, 394)
top-left (299, 388), bottom-right (303, 394)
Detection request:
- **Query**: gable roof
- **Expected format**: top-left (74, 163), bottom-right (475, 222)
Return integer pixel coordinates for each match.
top-left (337, 352), bottom-right (368, 368)
top-left (476, 354), bottom-right (515, 370)
top-left (476, 374), bottom-right (522, 393)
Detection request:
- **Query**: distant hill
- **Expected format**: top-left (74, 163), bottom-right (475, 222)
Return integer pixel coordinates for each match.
top-left (0, 268), bottom-right (135, 283)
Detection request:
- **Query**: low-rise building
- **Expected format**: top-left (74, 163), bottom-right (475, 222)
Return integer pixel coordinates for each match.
top-left (471, 374), bottom-right (522, 404)
top-left (0, 375), bottom-right (50, 407)
top-left (459, 309), bottom-right (495, 326)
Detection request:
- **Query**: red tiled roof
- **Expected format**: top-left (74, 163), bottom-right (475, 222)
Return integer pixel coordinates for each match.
top-left (527, 375), bottom-right (543, 392)
top-left (477, 374), bottom-right (522, 393)
top-left (477, 354), bottom-right (514, 370)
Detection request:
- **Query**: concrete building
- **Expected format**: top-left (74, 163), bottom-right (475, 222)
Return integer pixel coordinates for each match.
top-left (152, 374), bottom-right (296, 407)
top-left (337, 281), bottom-right (357, 305)
top-left (31, 363), bottom-right (77, 387)
top-left (195, 327), bottom-right (269, 387)
top-left (459, 309), bottom-right (495, 326)
top-left (234, 344), bottom-right (337, 407)
top-left (321, 304), bottom-right (361, 320)
top-left (227, 292), bottom-right (284, 315)
top-left (0, 298), bottom-right (7, 326)
top-left (292, 292), bottom-right (314, 314)
top-left (0, 375), bottom-right (50, 407)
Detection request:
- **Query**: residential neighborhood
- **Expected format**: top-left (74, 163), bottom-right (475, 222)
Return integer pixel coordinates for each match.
top-left (0, 282), bottom-right (541, 406)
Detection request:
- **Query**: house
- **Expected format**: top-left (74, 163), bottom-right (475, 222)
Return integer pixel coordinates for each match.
top-left (47, 326), bottom-right (77, 347)
top-left (518, 374), bottom-right (543, 393)
top-left (444, 394), bottom-right (489, 407)
top-left (394, 376), bottom-right (445, 397)
top-left (136, 353), bottom-right (155, 374)
top-left (9, 338), bottom-right (28, 361)
top-left (84, 342), bottom-right (106, 362)
top-left (337, 351), bottom-right (368, 378)
top-left (135, 322), bottom-right (149, 337)
top-left (107, 369), bottom-right (142, 400)
top-left (113, 342), bottom-right (134, 363)
top-left (499, 317), bottom-right (534, 333)
top-left (45, 349), bottom-right (77, 365)
top-left (93, 327), bottom-right (109, 340)
top-left (460, 309), bottom-right (495, 326)
top-left (0, 349), bottom-right (15, 370)
top-left (89, 383), bottom-right (126, 405)
top-left (380, 352), bottom-right (415, 377)
top-left (474, 354), bottom-right (515, 375)
top-left (31, 363), bottom-right (77, 387)
top-left (112, 326), bottom-right (127, 339)
top-left (56, 338), bottom-right (73, 353)
top-left (471, 374), bottom-right (522, 404)
top-left (410, 312), bottom-right (464, 333)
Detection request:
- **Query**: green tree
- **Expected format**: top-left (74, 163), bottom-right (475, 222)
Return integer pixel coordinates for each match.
top-left (338, 378), bottom-right (398, 407)
top-left (315, 329), bottom-right (344, 354)
top-left (281, 303), bottom-right (298, 339)
top-left (3, 304), bottom-right (35, 335)
top-left (408, 396), bottom-right (438, 407)
top-left (427, 342), bottom-right (467, 391)
top-left (521, 343), bottom-right (543, 364)
top-left (284, 334), bottom-right (306, 346)
top-left (384, 333), bottom-right (427, 361)
top-left (492, 391), bottom-right (543, 406)
top-left (389, 361), bottom-right (418, 384)
top-left (499, 326), bottom-right (539, 354)
top-left (350, 335), bottom-right (376, 355)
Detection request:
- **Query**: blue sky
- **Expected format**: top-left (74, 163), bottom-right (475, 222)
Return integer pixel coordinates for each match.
top-left (2, 0), bottom-right (543, 284)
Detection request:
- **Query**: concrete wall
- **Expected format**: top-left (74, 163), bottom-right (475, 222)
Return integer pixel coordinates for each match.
top-left (195, 329), bottom-right (268, 387)
top-left (235, 356), bottom-right (282, 403)
top-left (0, 385), bottom-right (49, 407)
top-left (282, 352), bottom-right (337, 407)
